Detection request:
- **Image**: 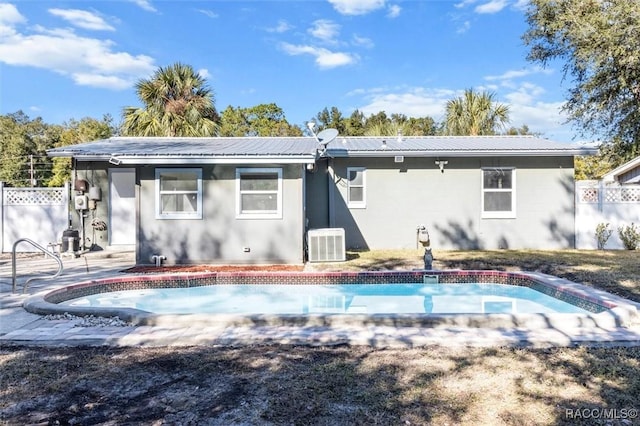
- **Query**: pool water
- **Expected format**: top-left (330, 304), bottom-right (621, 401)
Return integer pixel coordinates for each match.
top-left (61, 283), bottom-right (592, 315)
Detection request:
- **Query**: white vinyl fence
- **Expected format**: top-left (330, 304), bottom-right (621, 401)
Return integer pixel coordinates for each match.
top-left (1, 182), bottom-right (70, 252)
top-left (575, 180), bottom-right (640, 249)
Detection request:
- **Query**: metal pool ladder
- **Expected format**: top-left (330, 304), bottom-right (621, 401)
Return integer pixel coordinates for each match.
top-left (12, 238), bottom-right (64, 294)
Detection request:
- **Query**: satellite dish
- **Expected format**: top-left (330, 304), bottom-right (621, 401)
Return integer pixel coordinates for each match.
top-left (316, 128), bottom-right (338, 147)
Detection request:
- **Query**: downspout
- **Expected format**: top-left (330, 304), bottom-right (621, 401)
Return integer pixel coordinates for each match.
top-left (302, 164), bottom-right (307, 262)
top-left (327, 158), bottom-right (336, 228)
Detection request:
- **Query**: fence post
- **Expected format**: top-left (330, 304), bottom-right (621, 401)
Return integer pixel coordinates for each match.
top-left (598, 180), bottom-right (604, 212)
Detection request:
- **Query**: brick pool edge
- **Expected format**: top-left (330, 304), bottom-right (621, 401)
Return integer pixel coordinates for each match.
top-left (23, 270), bottom-right (640, 330)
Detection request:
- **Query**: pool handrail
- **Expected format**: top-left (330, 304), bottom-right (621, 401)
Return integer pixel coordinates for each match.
top-left (12, 238), bottom-right (64, 293)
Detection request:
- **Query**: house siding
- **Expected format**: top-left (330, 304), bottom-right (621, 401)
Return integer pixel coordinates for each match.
top-left (134, 164), bottom-right (304, 265)
top-left (314, 156), bottom-right (575, 250)
top-left (72, 165), bottom-right (110, 251)
top-left (619, 166), bottom-right (640, 185)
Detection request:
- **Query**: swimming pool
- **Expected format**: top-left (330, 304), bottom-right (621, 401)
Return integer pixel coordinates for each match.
top-left (60, 283), bottom-right (593, 315)
top-left (24, 270), bottom-right (637, 329)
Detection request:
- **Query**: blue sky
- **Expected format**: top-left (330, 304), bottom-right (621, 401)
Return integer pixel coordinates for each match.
top-left (0, 0), bottom-right (587, 143)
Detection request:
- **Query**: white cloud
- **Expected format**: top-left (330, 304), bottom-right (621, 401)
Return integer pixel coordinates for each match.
top-left (0, 3), bottom-right (26, 25)
top-left (485, 66), bottom-right (553, 82)
top-left (352, 34), bottom-right (374, 48)
top-left (197, 9), bottom-right (219, 19)
top-left (0, 9), bottom-right (156, 90)
top-left (309, 19), bottom-right (340, 43)
top-left (503, 82), bottom-right (545, 105)
top-left (387, 4), bottom-right (401, 18)
top-left (316, 50), bottom-right (356, 68)
top-left (130, 0), bottom-right (156, 13)
top-left (197, 68), bottom-right (210, 79)
top-left (454, 0), bottom-right (477, 9)
top-left (72, 73), bottom-right (131, 90)
top-left (0, 3), bottom-right (26, 37)
top-left (49, 9), bottom-right (115, 31)
top-left (351, 84), bottom-right (573, 141)
top-left (508, 101), bottom-right (568, 133)
top-left (267, 20), bottom-right (293, 33)
top-left (280, 42), bottom-right (357, 69)
top-left (512, 0), bottom-right (530, 11)
top-left (475, 0), bottom-right (509, 14)
top-left (456, 20), bottom-right (471, 34)
top-left (356, 87), bottom-right (457, 119)
top-left (328, 0), bottom-right (386, 16)
top-left (455, 0), bottom-right (523, 14)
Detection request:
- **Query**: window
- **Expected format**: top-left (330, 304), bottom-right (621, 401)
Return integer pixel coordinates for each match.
top-left (236, 168), bottom-right (282, 219)
top-left (155, 168), bottom-right (202, 219)
top-left (482, 168), bottom-right (516, 218)
top-left (347, 167), bottom-right (366, 208)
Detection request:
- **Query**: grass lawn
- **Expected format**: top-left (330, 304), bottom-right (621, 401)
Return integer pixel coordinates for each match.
top-left (1, 250), bottom-right (639, 425)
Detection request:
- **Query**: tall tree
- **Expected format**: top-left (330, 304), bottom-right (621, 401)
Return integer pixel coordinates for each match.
top-left (444, 89), bottom-right (510, 136)
top-left (345, 110), bottom-right (366, 136)
top-left (314, 107), bottom-right (347, 134)
top-left (523, 0), bottom-right (640, 159)
top-left (49, 116), bottom-right (115, 186)
top-left (505, 124), bottom-right (536, 136)
top-left (0, 111), bottom-right (61, 187)
top-left (219, 104), bottom-right (302, 137)
top-left (122, 62), bottom-right (218, 137)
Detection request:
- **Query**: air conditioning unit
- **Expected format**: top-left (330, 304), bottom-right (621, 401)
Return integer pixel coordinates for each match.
top-left (307, 228), bottom-right (346, 262)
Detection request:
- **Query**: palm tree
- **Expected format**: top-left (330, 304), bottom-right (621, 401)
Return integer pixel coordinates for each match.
top-left (444, 89), bottom-right (510, 136)
top-left (122, 63), bottom-right (219, 136)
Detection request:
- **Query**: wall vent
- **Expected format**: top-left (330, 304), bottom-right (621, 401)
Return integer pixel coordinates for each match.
top-left (307, 228), bottom-right (346, 262)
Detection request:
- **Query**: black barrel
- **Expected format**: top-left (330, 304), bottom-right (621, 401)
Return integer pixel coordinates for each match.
top-left (61, 229), bottom-right (80, 252)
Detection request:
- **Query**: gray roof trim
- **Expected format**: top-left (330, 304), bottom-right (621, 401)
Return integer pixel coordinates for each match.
top-left (602, 156), bottom-right (640, 182)
top-left (49, 153), bottom-right (316, 165)
top-left (325, 149), bottom-right (596, 158)
top-left (324, 135), bottom-right (598, 157)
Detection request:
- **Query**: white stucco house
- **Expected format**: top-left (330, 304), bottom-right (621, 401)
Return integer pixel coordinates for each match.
top-left (47, 135), bottom-right (597, 264)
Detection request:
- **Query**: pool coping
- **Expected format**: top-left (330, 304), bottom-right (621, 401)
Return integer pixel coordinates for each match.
top-left (23, 269), bottom-right (640, 330)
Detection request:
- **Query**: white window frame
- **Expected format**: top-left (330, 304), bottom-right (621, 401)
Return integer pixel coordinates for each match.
top-left (347, 167), bottom-right (366, 209)
top-left (155, 168), bottom-right (203, 220)
top-left (236, 167), bottom-right (283, 219)
top-left (481, 168), bottom-right (516, 219)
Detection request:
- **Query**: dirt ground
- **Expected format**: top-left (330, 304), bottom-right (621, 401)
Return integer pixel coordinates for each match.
top-left (2, 345), bottom-right (639, 426)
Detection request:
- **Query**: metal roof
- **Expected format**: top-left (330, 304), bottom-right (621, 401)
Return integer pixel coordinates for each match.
top-left (324, 135), bottom-right (598, 157)
top-left (46, 135), bottom-right (598, 165)
top-left (47, 137), bottom-right (319, 164)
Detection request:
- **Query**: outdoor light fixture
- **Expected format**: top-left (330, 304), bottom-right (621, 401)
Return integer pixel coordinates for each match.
top-left (435, 160), bottom-right (448, 173)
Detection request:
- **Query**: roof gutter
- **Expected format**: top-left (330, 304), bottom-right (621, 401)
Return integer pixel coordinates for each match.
top-left (325, 148), bottom-right (599, 158)
top-left (47, 153), bottom-right (316, 164)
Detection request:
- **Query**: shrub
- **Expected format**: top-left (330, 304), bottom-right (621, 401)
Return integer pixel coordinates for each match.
top-left (617, 223), bottom-right (640, 250)
top-left (595, 223), bottom-right (613, 250)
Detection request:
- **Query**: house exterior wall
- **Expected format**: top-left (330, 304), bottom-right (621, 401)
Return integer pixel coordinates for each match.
top-left (134, 163), bottom-right (305, 265)
top-left (72, 165), bottom-right (110, 251)
top-left (314, 156), bottom-right (576, 250)
top-left (304, 160), bottom-right (330, 230)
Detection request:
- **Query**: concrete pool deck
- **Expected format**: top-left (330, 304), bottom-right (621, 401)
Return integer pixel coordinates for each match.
top-left (1, 250), bottom-right (640, 349)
